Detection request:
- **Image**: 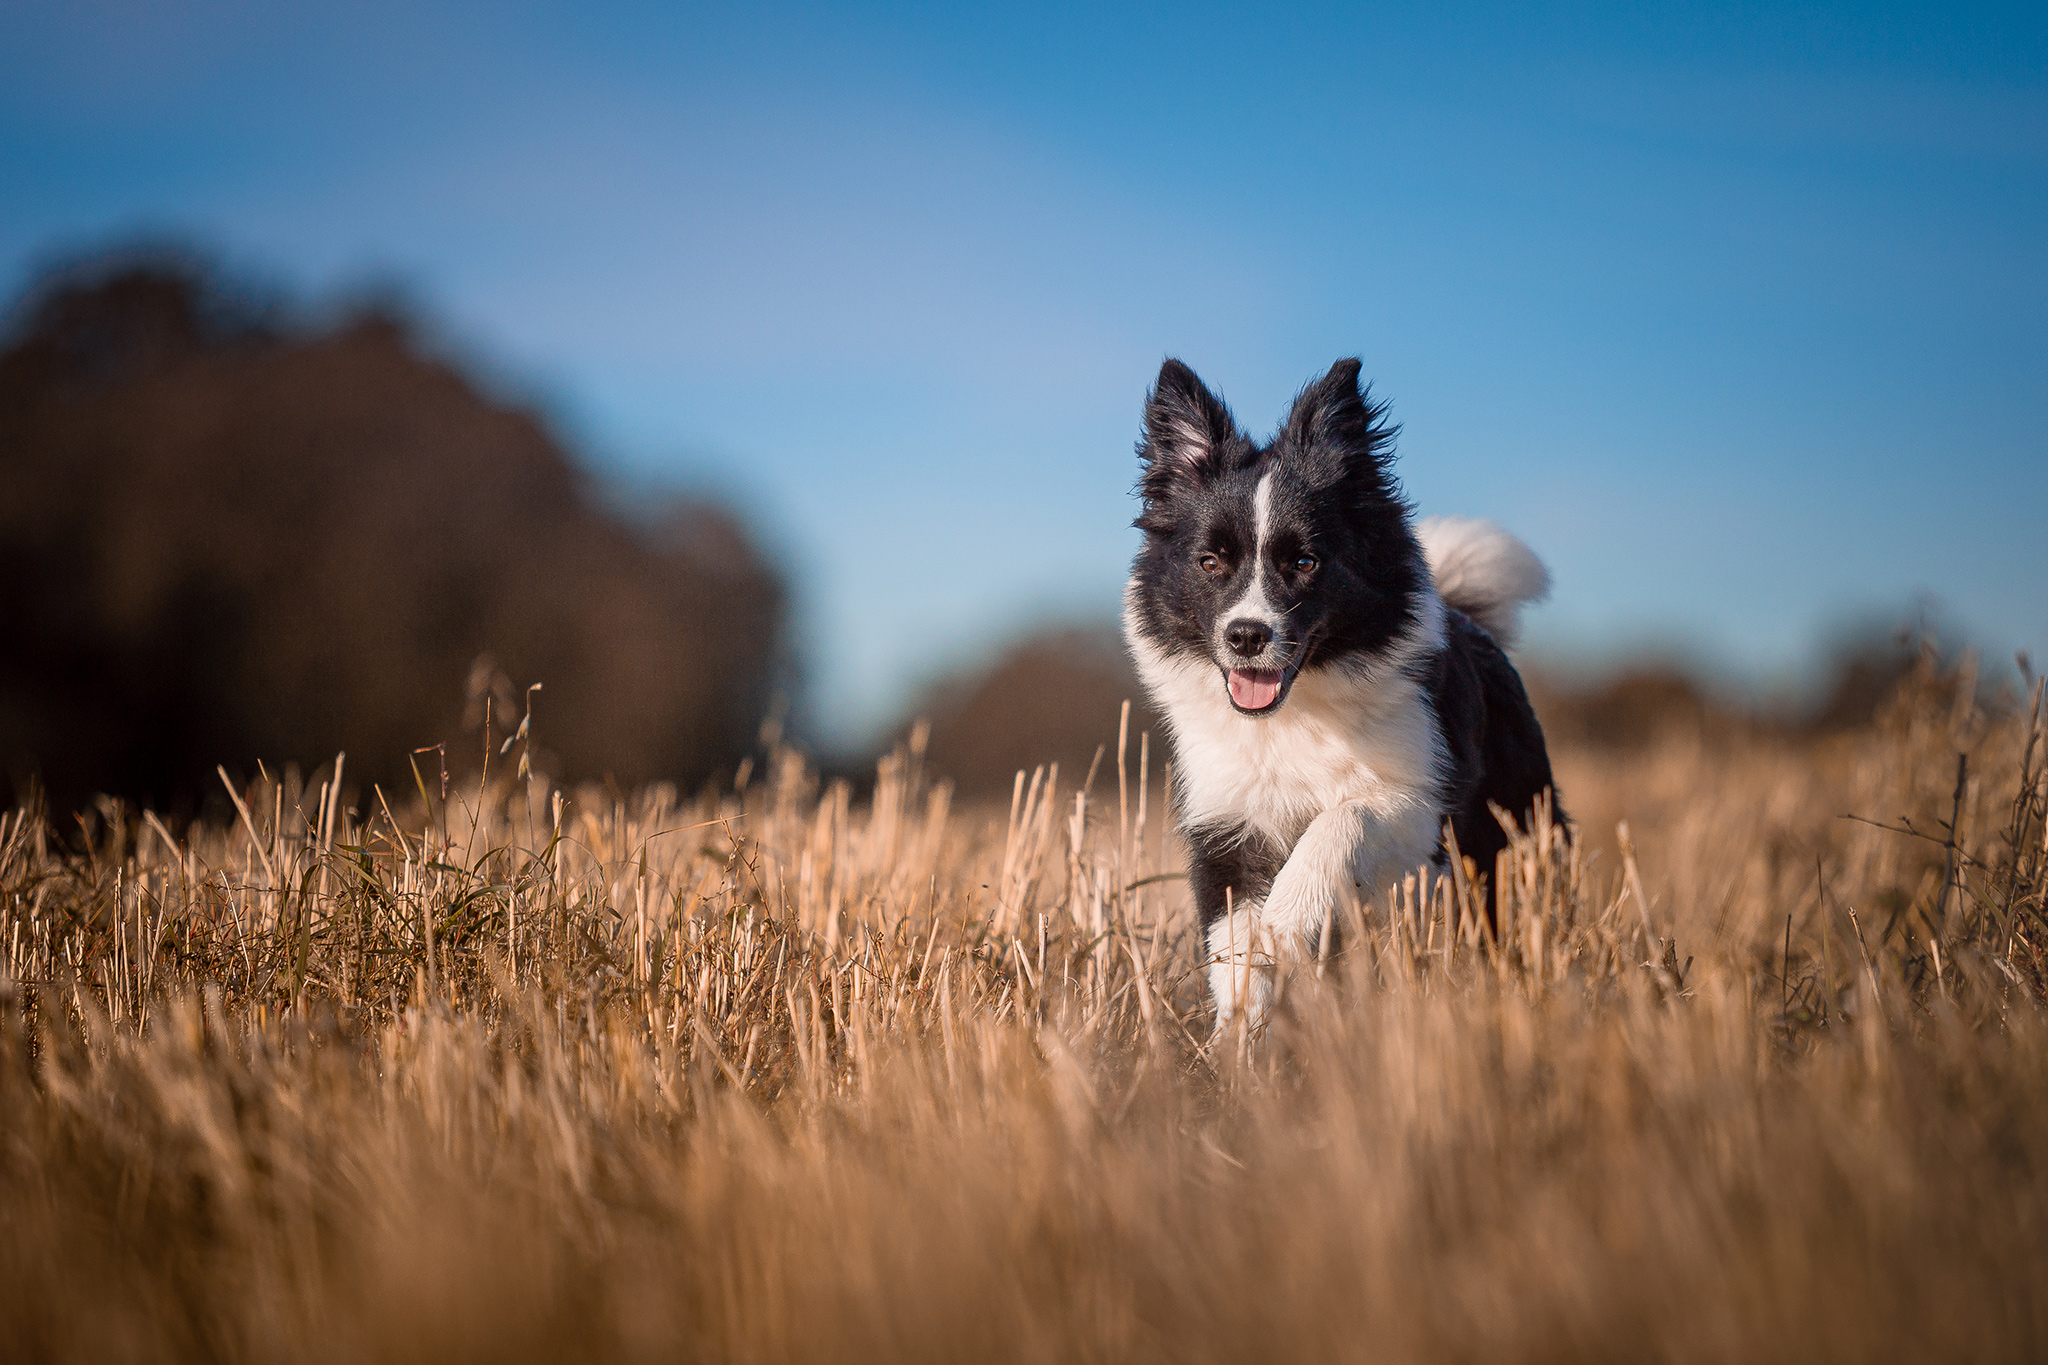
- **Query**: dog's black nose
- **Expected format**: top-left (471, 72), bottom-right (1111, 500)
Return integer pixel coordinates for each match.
top-left (1225, 620), bottom-right (1272, 658)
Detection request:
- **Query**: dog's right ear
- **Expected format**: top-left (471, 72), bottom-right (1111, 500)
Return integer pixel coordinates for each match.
top-left (1136, 359), bottom-right (1233, 515)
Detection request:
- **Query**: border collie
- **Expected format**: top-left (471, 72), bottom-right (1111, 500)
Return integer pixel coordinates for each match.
top-left (1122, 358), bottom-right (1561, 1030)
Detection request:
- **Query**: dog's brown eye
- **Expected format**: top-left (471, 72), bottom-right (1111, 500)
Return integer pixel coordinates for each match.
top-left (1295, 554), bottom-right (1318, 573)
top-left (1198, 553), bottom-right (1223, 575)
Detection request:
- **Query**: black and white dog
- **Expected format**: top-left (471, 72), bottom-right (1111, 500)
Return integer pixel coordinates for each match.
top-left (1122, 358), bottom-right (1561, 1030)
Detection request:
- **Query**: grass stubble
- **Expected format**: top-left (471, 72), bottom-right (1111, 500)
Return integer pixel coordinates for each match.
top-left (2, 655), bottom-right (2046, 1363)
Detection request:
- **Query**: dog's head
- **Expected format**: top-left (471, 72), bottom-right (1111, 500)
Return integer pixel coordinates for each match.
top-left (1126, 358), bottom-right (1426, 716)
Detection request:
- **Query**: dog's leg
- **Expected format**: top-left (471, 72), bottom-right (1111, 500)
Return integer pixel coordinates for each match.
top-left (1205, 900), bottom-right (1274, 1037)
top-left (1251, 800), bottom-right (1440, 1021)
top-left (1185, 826), bottom-right (1283, 1036)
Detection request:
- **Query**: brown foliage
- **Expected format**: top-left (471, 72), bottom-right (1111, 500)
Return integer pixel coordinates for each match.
top-left (903, 625), bottom-right (1163, 799)
top-left (1528, 634), bottom-right (1937, 751)
top-left (0, 250), bottom-right (786, 814)
top-left (1527, 661), bottom-right (1739, 749)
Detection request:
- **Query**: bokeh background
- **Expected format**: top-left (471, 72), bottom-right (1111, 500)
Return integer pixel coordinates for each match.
top-left (3, 0), bottom-right (2043, 813)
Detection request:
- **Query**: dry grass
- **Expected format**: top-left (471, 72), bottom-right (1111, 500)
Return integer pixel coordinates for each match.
top-left (3, 656), bottom-right (2046, 1363)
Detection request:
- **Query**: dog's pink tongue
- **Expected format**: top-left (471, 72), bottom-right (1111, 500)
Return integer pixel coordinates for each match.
top-left (1228, 668), bottom-right (1283, 710)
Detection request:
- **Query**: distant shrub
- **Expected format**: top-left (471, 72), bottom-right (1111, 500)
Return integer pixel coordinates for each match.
top-left (898, 626), bottom-right (1162, 800)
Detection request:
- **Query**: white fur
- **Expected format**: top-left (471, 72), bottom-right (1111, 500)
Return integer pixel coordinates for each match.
top-left (1206, 905), bottom-right (1274, 1036)
top-left (1164, 414), bottom-right (1214, 468)
top-left (1416, 516), bottom-right (1550, 649)
top-left (1126, 572), bottom-right (1449, 1032)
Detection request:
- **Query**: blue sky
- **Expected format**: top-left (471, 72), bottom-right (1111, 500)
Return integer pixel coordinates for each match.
top-left (4, 1), bottom-right (2044, 742)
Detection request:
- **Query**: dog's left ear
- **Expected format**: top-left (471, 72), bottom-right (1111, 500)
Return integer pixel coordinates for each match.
top-left (1135, 359), bottom-right (1239, 530)
top-left (1139, 359), bottom-right (1235, 482)
top-left (1280, 358), bottom-right (1397, 490)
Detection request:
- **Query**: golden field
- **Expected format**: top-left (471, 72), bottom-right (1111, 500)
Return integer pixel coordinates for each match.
top-left (2, 654), bottom-right (2045, 1363)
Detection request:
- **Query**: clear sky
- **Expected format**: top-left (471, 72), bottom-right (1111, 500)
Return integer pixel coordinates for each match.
top-left (4, 1), bottom-right (2044, 743)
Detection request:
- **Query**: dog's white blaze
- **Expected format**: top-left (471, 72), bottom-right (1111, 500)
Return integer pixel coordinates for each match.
top-left (1218, 470), bottom-right (1281, 640)
top-left (1126, 571), bottom-right (1450, 1032)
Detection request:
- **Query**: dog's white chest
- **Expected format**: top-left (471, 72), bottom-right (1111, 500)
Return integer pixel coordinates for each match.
top-left (1135, 646), bottom-right (1444, 851)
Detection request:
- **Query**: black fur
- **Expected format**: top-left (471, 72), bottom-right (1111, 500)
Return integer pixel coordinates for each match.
top-left (1183, 822), bottom-right (1286, 926)
top-left (1422, 607), bottom-right (1564, 904)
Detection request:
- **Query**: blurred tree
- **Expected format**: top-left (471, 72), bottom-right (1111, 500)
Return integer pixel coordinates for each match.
top-left (1803, 633), bottom-right (1924, 735)
top-left (0, 248), bottom-right (788, 815)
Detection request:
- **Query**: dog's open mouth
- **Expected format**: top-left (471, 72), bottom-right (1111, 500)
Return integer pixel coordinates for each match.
top-left (1227, 667), bottom-right (1286, 713)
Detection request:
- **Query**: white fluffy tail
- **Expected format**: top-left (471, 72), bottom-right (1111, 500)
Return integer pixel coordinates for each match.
top-left (1417, 516), bottom-right (1551, 650)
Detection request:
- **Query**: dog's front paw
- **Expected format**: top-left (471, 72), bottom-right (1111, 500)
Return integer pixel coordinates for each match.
top-left (1258, 874), bottom-right (1333, 959)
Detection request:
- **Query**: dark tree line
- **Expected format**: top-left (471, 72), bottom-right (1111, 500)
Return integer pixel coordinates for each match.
top-left (0, 248), bottom-right (788, 816)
